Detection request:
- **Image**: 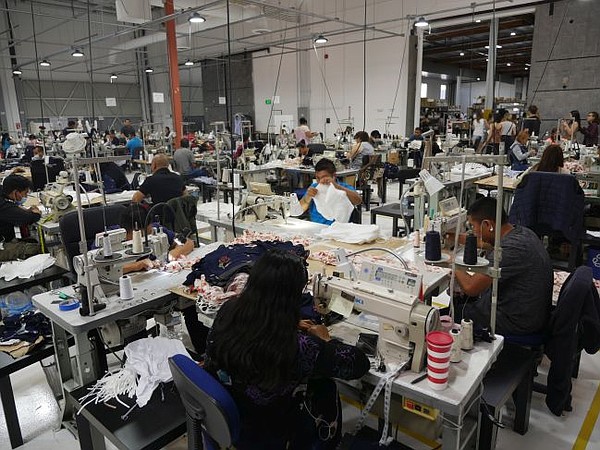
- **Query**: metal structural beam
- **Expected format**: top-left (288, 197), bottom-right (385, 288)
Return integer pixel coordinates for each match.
top-left (164, 0), bottom-right (183, 139)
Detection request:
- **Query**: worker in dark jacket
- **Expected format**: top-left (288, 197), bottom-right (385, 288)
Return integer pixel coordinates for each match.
top-left (0, 175), bottom-right (42, 261)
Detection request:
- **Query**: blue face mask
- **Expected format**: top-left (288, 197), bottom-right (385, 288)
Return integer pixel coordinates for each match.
top-left (15, 199), bottom-right (26, 206)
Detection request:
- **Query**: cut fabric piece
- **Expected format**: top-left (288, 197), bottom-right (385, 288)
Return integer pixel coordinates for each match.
top-left (317, 223), bottom-right (381, 244)
top-left (312, 183), bottom-right (354, 223)
top-left (0, 254), bottom-right (56, 281)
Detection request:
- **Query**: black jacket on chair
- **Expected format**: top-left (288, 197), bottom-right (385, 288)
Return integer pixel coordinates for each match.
top-left (545, 266), bottom-right (600, 416)
top-left (508, 172), bottom-right (584, 244)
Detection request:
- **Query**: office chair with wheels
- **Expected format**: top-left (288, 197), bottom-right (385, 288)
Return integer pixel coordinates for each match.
top-left (169, 354), bottom-right (240, 450)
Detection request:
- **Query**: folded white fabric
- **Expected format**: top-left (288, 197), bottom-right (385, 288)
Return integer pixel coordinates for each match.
top-left (318, 222), bottom-right (381, 244)
top-left (125, 336), bottom-right (191, 407)
top-left (312, 183), bottom-right (354, 223)
top-left (0, 254), bottom-right (56, 281)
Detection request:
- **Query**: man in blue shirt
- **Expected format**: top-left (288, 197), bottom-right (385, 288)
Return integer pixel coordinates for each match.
top-left (126, 133), bottom-right (144, 170)
top-left (299, 158), bottom-right (362, 224)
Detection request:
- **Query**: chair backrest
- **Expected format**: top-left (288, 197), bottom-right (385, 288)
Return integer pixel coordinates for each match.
top-left (59, 204), bottom-right (127, 273)
top-left (169, 354), bottom-right (240, 448)
top-left (30, 157), bottom-right (65, 191)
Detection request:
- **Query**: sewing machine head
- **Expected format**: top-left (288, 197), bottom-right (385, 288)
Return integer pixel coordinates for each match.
top-left (40, 182), bottom-right (74, 218)
top-left (313, 261), bottom-right (441, 372)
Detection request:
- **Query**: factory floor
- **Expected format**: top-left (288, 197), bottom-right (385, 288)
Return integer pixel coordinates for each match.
top-left (1, 180), bottom-right (599, 449)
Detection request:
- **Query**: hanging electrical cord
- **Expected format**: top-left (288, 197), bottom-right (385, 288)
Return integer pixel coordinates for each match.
top-left (265, 25), bottom-right (289, 145)
top-left (226, 0), bottom-right (237, 238)
top-left (311, 43), bottom-right (344, 135)
top-left (386, 22), bottom-right (410, 135)
top-left (362, 0), bottom-right (368, 131)
top-left (29, 2), bottom-right (51, 186)
top-left (528, 0), bottom-right (572, 106)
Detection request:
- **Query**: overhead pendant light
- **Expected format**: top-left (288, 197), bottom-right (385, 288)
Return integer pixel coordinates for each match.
top-left (510, 32), bottom-right (516, 36)
top-left (507, 63), bottom-right (512, 66)
top-left (145, 67), bottom-right (154, 73)
top-left (314, 34), bottom-right (328, 44)
top-left (475, 19), bottom-right (481, 23)
top-left (12, 68), bottom-right (22, 75)
top-left (39, 59), bottom-right (51, 67)
top-left (459, 52), bottom-right (465, 56)
top-left (189, 12), bottom-right (206, 23)
top-left (184, 59), bottom-right (194, 66)
top-left (414, 16), bottom-right (429, 28)
top-left (110, 74), bottom-right (118, 80)
top-left (71, 48), bottom-right (84, 57)
top-left (484, 45), bottom-right (503, 49)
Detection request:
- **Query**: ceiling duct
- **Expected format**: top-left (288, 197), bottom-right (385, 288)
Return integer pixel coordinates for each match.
top-left (115, 0), bottom-right (152, 24)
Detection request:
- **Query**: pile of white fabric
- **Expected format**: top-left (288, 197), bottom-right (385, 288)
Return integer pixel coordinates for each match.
top-left (312, 183), bottom-right (354, 223)
top-left (318, 222), bottom-right (381, 244)
top-left (0, 254), bottom-right (55, 281)
top-left (78, 337), bottom-right (191, 413)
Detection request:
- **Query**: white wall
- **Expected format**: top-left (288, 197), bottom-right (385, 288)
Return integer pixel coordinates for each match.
top-left (459, 81), bottom-right (517, 110)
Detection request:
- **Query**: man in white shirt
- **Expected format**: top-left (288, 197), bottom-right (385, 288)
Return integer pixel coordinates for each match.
top-left (294, 117), bottom-right (315, 144)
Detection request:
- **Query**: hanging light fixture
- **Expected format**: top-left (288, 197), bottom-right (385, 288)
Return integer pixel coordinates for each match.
top-left (414, 16), bottom-right (429, 28)
top-left (39, 59), bottom-right (51, 67)
top-left (12, 68), bottom-right (22, 75)
top-left (145, 67), bottom-right (154, 73)
top-left (189, 12), bottom-right (206, 23)
top-left (110, 74), bottom-right (118, 80)
top-left (184, 59), bottom-right (194, 66)
top-left (71, 48), bottom-right (84, 57)
top-left (314, 34), bottom-right (328, 44)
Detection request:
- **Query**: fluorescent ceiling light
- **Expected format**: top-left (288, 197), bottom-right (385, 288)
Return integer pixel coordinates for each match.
top-left (189, 12), bottom-right (206, 23)
top-left (145, 67), bottom-right (154, 73)
top-left (507, 63), bottom-right (511, 66)
top-left (184, 59), bottom-right (194, 66)
top-left (314, 35), bottom-right (328, 44)
top-left (460, 52), bottom-right (465, 56)
top-left (110, 74), bottom-right (118, 79)
top-left (484, 45), bottom-right (503, 49)
top-left (39, 59), bottom-right (51, 67)
top-left (414, 16), bottom-right (429, 28)
top-left (477, 77), bottom-right (481, 81)
top-left (12, 68), bottom-right (22, 75)
top-left (510, 32), bottom-right (516, 36)
top-left (71, 48), bottom-right (84, 57)
top-left (476, 19), bottom-right (482, 23)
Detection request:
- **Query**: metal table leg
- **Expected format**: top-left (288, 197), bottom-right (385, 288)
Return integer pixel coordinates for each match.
top-left (0, 375), bottom-right (23, 448)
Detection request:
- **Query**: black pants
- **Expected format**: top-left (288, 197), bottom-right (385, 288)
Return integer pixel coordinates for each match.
top-left (182, 305), bottom-right (210, 356)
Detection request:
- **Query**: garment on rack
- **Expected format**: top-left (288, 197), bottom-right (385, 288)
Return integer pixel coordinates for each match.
top-left (184, 241), bottom-right (308, 287)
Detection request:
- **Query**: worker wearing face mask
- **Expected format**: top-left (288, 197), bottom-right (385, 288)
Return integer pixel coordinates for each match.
top-left (0, 175), bottom-right (42, 261)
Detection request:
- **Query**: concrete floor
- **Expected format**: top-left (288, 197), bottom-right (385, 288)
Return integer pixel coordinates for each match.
top-left (2, 180), bottom-right (599, 449)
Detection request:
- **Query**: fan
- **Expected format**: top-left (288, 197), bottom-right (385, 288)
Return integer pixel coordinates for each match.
top-left (62, 133), bottom-right (87, 155)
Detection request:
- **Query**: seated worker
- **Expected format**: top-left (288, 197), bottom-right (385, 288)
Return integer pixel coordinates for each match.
top-left (118, 204), bottom-right (193, 274)
top-left (132, 154), bottom-right (186, 204)
top-left (172, 138), bottom-right (208, 179)
top-left (299, 158), bottom-right (362, 225)
top-left (453, 197), bottom-right (553, 336)
top-left (532, 144), bottom-right (569, 174)
top-left (347, 131), bottom-right (374, 169)
top-left (370, 129), bottom-right (382, 148)
top-left (509, 129), bottom-right (535, 171)
top-left (205, 250), bottom-right (370, 449)
top-left (31, 145), bottom-right (44, 161)
top-left (408, 127), bottom-right (424, 142)
top-left (99, 162), bottom-right (131, 193)
top-left (0, 175), bottom-right (41, 261)
top-left (126, 133), bottom-right (144, 169)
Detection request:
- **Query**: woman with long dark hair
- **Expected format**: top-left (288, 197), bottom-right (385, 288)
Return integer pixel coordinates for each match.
top-left (562, 110), bottom-right (581, 143)
top-left (534, 144), bottom-right (569, 173)
top-left (205, 249), bottom-right (369, 449)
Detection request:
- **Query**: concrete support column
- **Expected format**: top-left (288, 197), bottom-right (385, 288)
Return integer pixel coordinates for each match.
top-left (0, 12), bottom-right (22, 135)
top-left (485, 18), bottom-right (499, 110)
top-left (414, 26), bottom-right (424, 129)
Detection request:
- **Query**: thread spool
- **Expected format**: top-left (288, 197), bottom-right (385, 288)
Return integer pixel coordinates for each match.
top-left (463, 232), bottom-right (478, 265)
top-left (460, 319), bottom-right (474, 350)
top-left (413, 229), bottom-right (421, 248)
top-left (102, 234), bottom-right (113, 257)
top-left (450, 328), bottom-right (463, 363)
top-left (119, 275), bottom-right (134, 301)
top-left (132, 229), bottom-right (144, 254)
top-left (289, 193), bottom-right (303, 216)
top-left (425, 230), bottom-right (442, 261)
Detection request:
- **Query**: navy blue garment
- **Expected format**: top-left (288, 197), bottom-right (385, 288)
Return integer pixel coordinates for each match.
top-left (545, 266), bottom-right (600, 416)
top-left (184, 241), bottom-right (309, 287)
top-left (508, 171), bottom-right (584, 244)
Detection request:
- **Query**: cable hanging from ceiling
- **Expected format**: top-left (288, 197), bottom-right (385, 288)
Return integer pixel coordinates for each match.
top-left (265, 23), bottom-right (289, 145)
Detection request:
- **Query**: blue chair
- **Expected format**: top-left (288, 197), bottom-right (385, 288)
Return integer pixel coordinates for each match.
top-left (169, 354), bottom-right (240, 450)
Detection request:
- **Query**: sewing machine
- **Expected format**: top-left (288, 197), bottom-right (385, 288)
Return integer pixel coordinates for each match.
top-left (39, 182), bottom-right (74, 218)
top-left (313, 260), bottom-right (441, 372)
top-left (73, 230), bottom-right (152, 301)
top-left (237, 182), bottom-right (290, 221)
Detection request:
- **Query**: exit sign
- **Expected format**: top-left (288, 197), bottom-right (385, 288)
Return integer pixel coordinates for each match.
top-left (265, 98), bottom-right (272, 105)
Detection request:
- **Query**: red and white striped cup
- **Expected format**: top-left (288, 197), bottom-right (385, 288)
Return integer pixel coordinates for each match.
top-left (426, 331), bottom-right (453, 390)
